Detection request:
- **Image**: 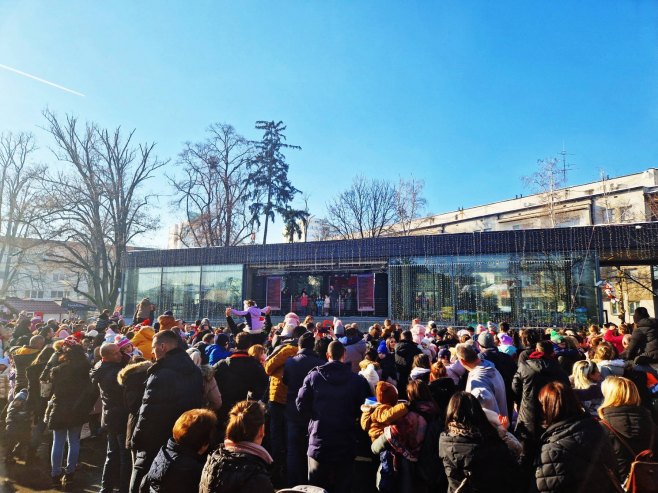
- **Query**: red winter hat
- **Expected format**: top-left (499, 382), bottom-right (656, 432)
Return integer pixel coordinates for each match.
top-left (62, 336), bottom-right (80, 348)
top-left (376, 381), bottom-right (398, 406)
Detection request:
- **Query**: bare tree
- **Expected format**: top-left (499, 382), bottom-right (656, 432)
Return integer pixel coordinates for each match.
top-left (0, 132), bottom-right (47, 298)
top-left (169, 123), bottom-right (254, 247)
top-left (325, 175), bottom-right (398, 239)
top-left (394, 177), bottom-right (428, 235)
top-left (312, 217), bottom-right (333, 241)
top-left (40, 110), bottom-right (166, 310)
top-left (522, 158), bottom-right (567, 227)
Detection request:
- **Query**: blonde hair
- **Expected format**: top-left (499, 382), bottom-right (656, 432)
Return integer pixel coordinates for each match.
top-left (248, 344), bottom-right (266, 360)
top-left (571, 360), bottom-right (598, 390)
top-left (591, 342), bottom-right (615, 363)
top-left (598, 376), bottom-right (641, 419)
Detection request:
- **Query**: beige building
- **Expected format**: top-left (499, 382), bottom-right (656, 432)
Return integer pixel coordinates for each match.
top-left (401, 168), bottom-right (658, 234)
top-left (398, 168), bottom-right (658, 322)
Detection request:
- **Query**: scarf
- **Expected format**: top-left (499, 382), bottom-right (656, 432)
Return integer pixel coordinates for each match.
top-left (447, 421), bottom-right (482, 439)
top-left (223, 439), bottom-right (273, 465)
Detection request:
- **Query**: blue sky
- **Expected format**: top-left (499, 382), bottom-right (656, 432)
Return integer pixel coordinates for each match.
top-left (1, 1), bottom-right (657, 246)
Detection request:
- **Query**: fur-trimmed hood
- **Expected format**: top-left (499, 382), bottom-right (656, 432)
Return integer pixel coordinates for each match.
top-left (117, 360), bottom-right (152, 386)
top-left (200, 364), bottom-right (215, 381)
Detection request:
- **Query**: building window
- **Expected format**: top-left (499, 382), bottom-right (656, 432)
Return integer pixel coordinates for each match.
top-left (50, 290), bottom-right (65, 299)
top-left (603, 208), bottom-right (616, 224)
top-left (619, 206), bottom-right (633, 223)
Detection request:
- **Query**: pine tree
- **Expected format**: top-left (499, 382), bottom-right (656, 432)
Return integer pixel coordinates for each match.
top-left (248, 121), bottom-right (301, 244)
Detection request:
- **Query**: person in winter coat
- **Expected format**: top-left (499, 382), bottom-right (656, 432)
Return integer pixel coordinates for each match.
top-left (90, 343), bottom-right (130, 493)
top-left (228, 300), bottom-right (271, 338)
top-left (428, 360), bottom-right (457, 419)
top-left (296, 340), bottom-right (370, 493)
top-left (263, 325), bottom-right (306, 485)
top-left (282, 332), bottom-right (325, 487)
top-left (570, 360), bottom-right (603, 416)
top-left (46, 343), bottom-right (96, 486)
top-left (10, 335), bottom-right (45, 394)
top-left (377, 337), bottom-right (397, 385)
top-left (131, 326), bottom-right (155, 361)
top-left (186, 349), bottom-right (222, 412)
top-left (511, 339), bottom-right (569, 466)
top-left (361, 381), bottom-right (409, 442)
top-left (371, 380), bottom-right (440, 493)
top-left (117, 358), bottom-right (152, 463)
top-left (130, 330), bottom-right (204, 493)
top-left (598, 376), bottom-right (658, 480)
top-left (456, 343), bottom-right (508, 418)
top-left (134, 298), bottom-right (154, 324)
top-left (213, 332), bottom-right (268, 436)
top-left (206, 333), bottom-right (231, 366)
top-left (341, 326), bottom-right (367, 373)
top-left (535, 381), bottom-right (619, 493)
top-left (439, 391), bottom-right (521, 493)
top-left (25, 345), bottom-right (54, 459)
top-left (4, 388), bottom-right (30, 464)
top-left (477, 332), bottom-right (516, 421)
top-left (143, 408), bottom-right (217, 493)
top-left (199, 400), bottom-right (274, 493)
top-left (591, 342), bottom-right (626, 380)
top-left (622, 306), bottom-right (658, 364)
top-left (395, 330), bottom-right (422, 398)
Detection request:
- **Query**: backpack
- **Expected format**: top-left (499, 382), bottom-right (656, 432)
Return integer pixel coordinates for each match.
top-left (601, 419), bottom-right (658, 493)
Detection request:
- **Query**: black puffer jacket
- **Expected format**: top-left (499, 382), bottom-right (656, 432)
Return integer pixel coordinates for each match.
top-left (90, 360), bottom-right (128, 433)
top-left (25, 361), bottom-right (48, 418)
top-left (395, 340), bottom-right (422, 396)
top-left (213, 352), bottom-right (268, 426)
top-left (600, 405), bottom-right (658, 480)
top-left (45, 358), bottom-right (95, 430)
top-left (199, 445), bottom-right (274, 493)
top-left (141, 438), bottom-right (205, 493)
top-left (512, 355), bottom-right (569, 443)
top-left (117, 360), bottom-right (152, 449)
top-left (439, 431), bottom-right (521, 493)
top-left (622, 317), bottom-right (658, 362)
top-left (131, 348), bottom-right (203, 466)
top-left (535, 414), bottom-right (618, 493)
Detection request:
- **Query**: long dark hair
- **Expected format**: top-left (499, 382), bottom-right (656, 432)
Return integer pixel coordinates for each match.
top-left (538, 381), bottom-right (585, 427)
top-left (445, 391), bottom-right (498, 439)
top-left (60, 344), bottom-right (90, 366)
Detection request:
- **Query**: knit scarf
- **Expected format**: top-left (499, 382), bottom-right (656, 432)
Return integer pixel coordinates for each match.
top-left (223, 439), bottom-right (273, 465)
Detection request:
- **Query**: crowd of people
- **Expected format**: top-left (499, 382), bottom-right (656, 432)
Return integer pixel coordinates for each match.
top-left (1, 299), bottom-right (657, 493)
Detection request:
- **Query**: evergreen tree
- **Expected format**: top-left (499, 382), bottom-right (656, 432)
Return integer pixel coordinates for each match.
top-left (248, 121), bottom-right (301, 244)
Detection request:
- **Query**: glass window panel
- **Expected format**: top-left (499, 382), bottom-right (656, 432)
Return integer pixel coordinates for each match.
top-left (161, 267), bottom-right (201, 322)
top-left (389, 252), bottom-right (599, 326)
top-left (200, 265), bottom-right (243, 321)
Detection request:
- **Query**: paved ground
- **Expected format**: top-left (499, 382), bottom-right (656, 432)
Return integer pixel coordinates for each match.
top-left (0, 433), bottom-right (106, 493)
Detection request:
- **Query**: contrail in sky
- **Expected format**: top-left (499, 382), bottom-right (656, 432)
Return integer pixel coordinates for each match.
top-left (0, 63), bottom-right (85, 97)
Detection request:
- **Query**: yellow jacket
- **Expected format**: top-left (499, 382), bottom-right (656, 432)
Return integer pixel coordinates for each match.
top-left (264, 343), bottom-right (298, 404)
top-left (360, 402), bottom-right (408, 441)
top-left (131, 326), bottom-right (154, 361)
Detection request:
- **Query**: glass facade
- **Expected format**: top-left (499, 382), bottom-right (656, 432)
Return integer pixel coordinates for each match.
top-left (123, 264), bottom-right (243, 322)
top-left (389, 253), bottom-right (599, 326)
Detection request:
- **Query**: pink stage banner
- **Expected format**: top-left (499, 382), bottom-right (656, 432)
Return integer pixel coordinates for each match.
top-left (357, 274), bottom-right (374, 312)
top-left (266, 277), bottom-right (282, 310)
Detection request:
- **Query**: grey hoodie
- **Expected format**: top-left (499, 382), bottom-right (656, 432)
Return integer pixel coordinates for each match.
top-left (466, 359), bottom-right (508, 417)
